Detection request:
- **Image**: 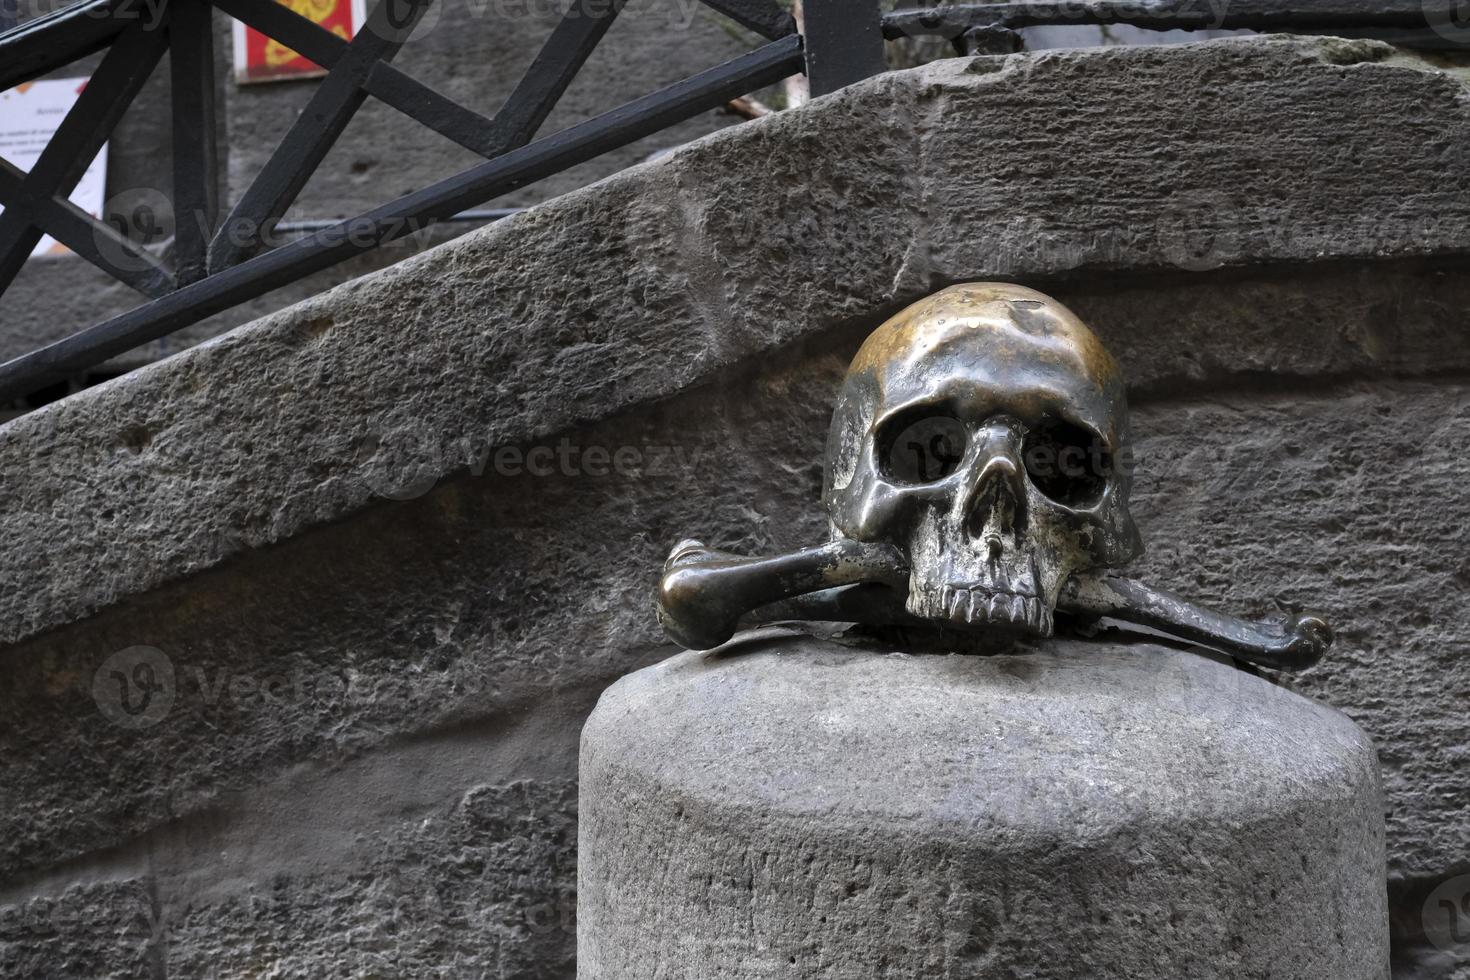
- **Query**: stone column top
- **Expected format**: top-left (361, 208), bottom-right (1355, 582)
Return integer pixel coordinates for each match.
top-left (586, 632), bottom-right (1379, 841)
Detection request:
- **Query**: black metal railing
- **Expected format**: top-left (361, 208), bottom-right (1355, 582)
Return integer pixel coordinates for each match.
top-left (0, 0), bottom-right (1463, 405)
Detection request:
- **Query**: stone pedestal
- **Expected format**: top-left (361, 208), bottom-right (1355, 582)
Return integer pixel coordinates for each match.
top-left (578, 633), bottom-right (1388, 978)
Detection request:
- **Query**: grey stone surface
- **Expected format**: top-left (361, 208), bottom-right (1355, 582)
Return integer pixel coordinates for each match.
top-left (5, 36), bottom-right (1470, 649)
top-left (164, 780), bottom-right (578, 979)
top-left (579, 635), bottom-right (1389, 978)
top-left (0, 780), bottom-right (578, 979)
top-left (1390, 871), bottom-right (1470, 979)
top-left (0, 222), bottom-right (483, 375)
top-left (0, 879), bottom-right (163, 979)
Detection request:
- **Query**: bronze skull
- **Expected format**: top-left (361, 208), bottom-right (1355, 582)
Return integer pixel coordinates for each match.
top-left (824, 283), bottom-right (1141, 637)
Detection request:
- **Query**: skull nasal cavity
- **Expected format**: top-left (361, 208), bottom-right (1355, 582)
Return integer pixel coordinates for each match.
top-left (964, 454), bottom-right (1028, 542)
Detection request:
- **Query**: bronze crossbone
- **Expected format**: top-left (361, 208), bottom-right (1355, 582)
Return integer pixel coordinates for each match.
top-left (654, 283), bottom-right (1333, 672)
top-left (657, 538), bottom-right (1331, 671)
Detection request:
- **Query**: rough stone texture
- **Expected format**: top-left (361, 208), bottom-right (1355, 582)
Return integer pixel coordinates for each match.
top-left (0, 781), bottom-right (578, 979)
top-left (0, 879), bottom-right (165, 979)
top-left (2, 35), bottom-right (1470, 978)
top-left (1130, 383), bottom-right (1470, 881)
top-left (579, 635), bottom-right (1388, 978)
top-left (5, 37), bottom-right (1470, 649)
top-left (1, 280), bottom-right (1467, 972)
top-left (163, 780), bottom-right (579, 978)
top-left (0, 222), bottom-right (482, 376)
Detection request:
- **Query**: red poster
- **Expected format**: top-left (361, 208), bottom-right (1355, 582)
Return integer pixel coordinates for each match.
top-left (232, 0), bottom-right (367, 84)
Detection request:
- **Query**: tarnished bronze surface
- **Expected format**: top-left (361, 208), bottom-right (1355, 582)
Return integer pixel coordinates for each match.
top-left (656, 283), bottom-right (1332, 671)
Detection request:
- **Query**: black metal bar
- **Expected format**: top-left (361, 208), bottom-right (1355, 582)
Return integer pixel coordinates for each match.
top-left (0, 35), bottom-right (806, 401)
top-left (362, 63), bottom-right (507, 157)
top-left (883, 0), bottom-right (1470, 37)
top-left (273, 207), bottom-right (521, 234)
top-left (0, 159), bottom-right (175, 298)
top-left (696, 0), bottom-right (796, 40)
top-left (207, 0), bottom-right (435, 271)
top-left (230, 0), bottom-right (629, 160)
top-left (0, 0), bottom-right (129, 91)
top-left (209, 0), bottom-right (345, 65)
top-left (216, 0), bottom-right (632, 173)
top-left (802, 0), bottom-right (885, 98)
top-left (0, 22), bottom-right (169, 298)
top-left (954, 25), bottom-right (1023, 55)
top-left (169, 0), bottom-right (220, 285)
top-left (212, 0), bottom-right (512, 158)
top-left (483, 0), bottom-right (629, 151)
top-left (41, 205), bottom-right (176, 298)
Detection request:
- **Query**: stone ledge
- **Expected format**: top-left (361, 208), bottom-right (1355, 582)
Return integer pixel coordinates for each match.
top-left (2, 35), bottom-right (1469, 648)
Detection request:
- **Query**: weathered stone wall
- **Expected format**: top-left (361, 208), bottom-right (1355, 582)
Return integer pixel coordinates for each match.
top-left (2, 37), bottom-right (1470, 978)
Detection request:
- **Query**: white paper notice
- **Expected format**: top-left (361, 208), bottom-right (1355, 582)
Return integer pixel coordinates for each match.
top-left (0, 77), bottom-right (109, 258)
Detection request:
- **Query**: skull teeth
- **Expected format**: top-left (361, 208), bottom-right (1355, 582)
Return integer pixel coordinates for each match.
top-left (925, 585), bottom-right (1053, 635)
top-left (1009, 595), bottom-right (1027, 624)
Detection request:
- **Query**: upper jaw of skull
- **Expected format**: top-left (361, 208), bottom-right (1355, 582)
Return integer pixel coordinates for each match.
top-left (907, 555), bottom-right (1053, 635)
top-left (903, 467), bottom-right (1058, 637)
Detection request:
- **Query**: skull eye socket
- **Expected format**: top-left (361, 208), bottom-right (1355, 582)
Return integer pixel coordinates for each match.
top-left (1023, 418), bottom-right (1111, 508)
top-left (877, 410), bottom-right (967, 485)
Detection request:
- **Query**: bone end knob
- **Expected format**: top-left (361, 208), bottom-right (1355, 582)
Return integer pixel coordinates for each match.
top-left (656, 540), bottom-right (741, 651)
